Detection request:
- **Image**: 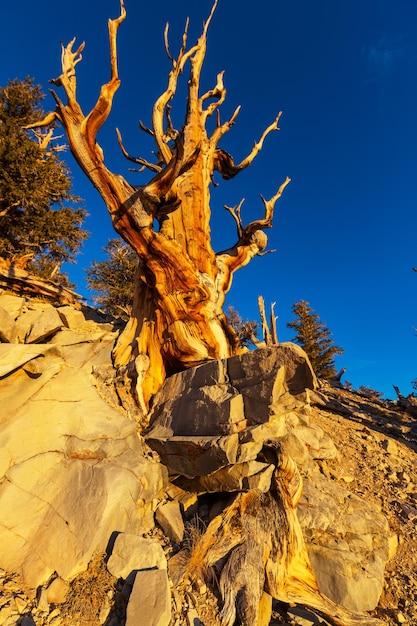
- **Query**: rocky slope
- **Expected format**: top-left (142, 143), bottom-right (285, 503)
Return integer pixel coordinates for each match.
top-left (308, 387), bottom-right (417, 626)
top-left (0, 292), bottom-right (416, 626)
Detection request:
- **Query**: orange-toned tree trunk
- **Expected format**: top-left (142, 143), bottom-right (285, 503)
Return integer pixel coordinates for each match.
top-left (30, 0), bottom-right (289, 412)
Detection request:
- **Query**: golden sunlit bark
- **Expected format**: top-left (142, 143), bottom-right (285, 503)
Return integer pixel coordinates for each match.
top-left (28, 0), bottom-right (289, 411)
top-left (175, 445), bottom-right (383, 626)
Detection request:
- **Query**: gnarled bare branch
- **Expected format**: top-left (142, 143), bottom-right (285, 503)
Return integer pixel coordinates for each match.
top-left (84, 0), bottom-right (126, 146)
top-left (215, 177), bottom-right (290, 298)
top-left (201, 71), bottom-right (227, 123)
top-left (242, 176), bottom-right (291, 239)
top-left (238, 111), bottom-right (282, 169)
top-left (138, 120), bottom-right (154, 137)
top-left (153, 19), bottom-right (199, 164)
top-left (224, 177), bottom-right (290, 249)
top-left (24, 109), bottom-right (61, 131)
top-left (213, 112), bottom-right (282, 180)
top-left (210, 105), bottom-right (241, 153)
top-left (258, 175), bottom-right (291, 225)
top-left (224, 199), bottom-right (245, 239)
top-left (143, 135), bottom-right (184, 205)
top-left (116, 128), bottom-right (162, 173)
top-left (49, 38), bottom-right (85, 113)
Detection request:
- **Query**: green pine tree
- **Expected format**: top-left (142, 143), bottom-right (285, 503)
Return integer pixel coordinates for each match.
top-left (0, 77), bottom-right (88, 284)
top-left (85, 238), bottom-right (138, 319)
top-left (287, 300), bottom-right (344, 379)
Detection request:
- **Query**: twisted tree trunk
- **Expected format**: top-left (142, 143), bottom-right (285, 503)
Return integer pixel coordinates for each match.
top-left (28, 0), bottom-right (289, 411)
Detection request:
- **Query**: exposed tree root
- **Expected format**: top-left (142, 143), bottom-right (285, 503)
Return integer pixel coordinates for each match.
top-left (177, 443), bottom-right (384, 626)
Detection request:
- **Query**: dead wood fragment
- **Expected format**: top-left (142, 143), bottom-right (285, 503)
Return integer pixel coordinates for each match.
top-left (0, 257), bottom-right (82, 308)
top-left (393, 385), bottom-right (417, 417)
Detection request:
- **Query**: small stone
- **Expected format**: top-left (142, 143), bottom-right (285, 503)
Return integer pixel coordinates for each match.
top-left (0, 307), bottom-right (15, 343)
top-left (397, 612), bottom-right (406, 623)
top-left (388, 534), bottom-right (399, 560)
top-left (14, 596), bottom-right (27, 614)
top-left (126, 569), bottom-right (171, 626)
top-left (57, 306), bottom-right (86, 330)
top-left (36, 588), bottom-right (49, 613)
top-left (107, 533), bottom-right (167, 580)
top-left (46, 577), bottom-right (70, 604)
top-left (400, 471), bottom-right (411, 483)
top-left (399, 503), bottom-right (417, 520)
top-left (155, 500), bottom-right (184, 542)
top-left (164, 483), bottom-right (198, 519)
top-left (381, 438), bottom-right (398, 456)
top-left (14, 307), bottom-right (63, 343)
top-left (0, 294), bottom-right (25, 319)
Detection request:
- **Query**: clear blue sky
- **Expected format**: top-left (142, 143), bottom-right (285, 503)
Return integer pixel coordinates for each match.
top-left (1, 0), bottom-right (416, 398)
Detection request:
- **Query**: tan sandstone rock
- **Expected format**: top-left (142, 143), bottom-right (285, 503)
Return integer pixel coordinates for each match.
top-left (126, 569), bottom-right (171, 626)
top-left (0, 303), bottom-right (166, 588)
top-left (298, 471), bottom-right (390, 612)
top-left (107, 533), bottom-right (167, 580)
top-left (155, 500), bottom-right (185, 543)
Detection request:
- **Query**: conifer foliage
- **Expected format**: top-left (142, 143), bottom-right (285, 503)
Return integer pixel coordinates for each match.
top-left (287, 300), bottom-right (344, 379)
top-left (0, 78), bottom-right (88, 283)
top-left (85, 238), bottom-right (137, 320)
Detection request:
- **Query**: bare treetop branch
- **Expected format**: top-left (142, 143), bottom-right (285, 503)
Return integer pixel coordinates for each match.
top-left (84, 0), bottom-right (126, 145)
top-left (116, 128), bottom-right (162, 173)
top-left (202, 0), bottom-right (219, 37)
top-left (232, 111), bottom-right (283, 172)
top-left (224, 199), bottom-right (245, 239)
top-left (260, 176), bottom-right (292, 223)
top-left (211, 112), bottom-right (282, 180)
top-left (201, 71), bottom-right (227, 123)
top-left (51, 38), bottom-right (85, 115)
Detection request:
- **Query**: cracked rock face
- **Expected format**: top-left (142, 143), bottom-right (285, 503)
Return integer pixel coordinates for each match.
top-left (0, 294), bottom-right (166, 588)
top-left (145, 343), bottom-right (335, 480)
top-left (145, 344), bottom-right (390, 614)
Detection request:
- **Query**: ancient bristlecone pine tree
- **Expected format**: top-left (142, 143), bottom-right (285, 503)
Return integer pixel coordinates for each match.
top-left (25, 6), bottom-right (387, 625)
top-left (29, 0), bottom-right (289, 411)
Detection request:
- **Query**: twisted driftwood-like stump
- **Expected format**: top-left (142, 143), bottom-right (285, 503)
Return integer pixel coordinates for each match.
top-left (176, 443), bottom-right (383, 626)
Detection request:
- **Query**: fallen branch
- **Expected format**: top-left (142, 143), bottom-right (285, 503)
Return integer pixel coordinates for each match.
top-left (0, 257), bottom-right (82, 308)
